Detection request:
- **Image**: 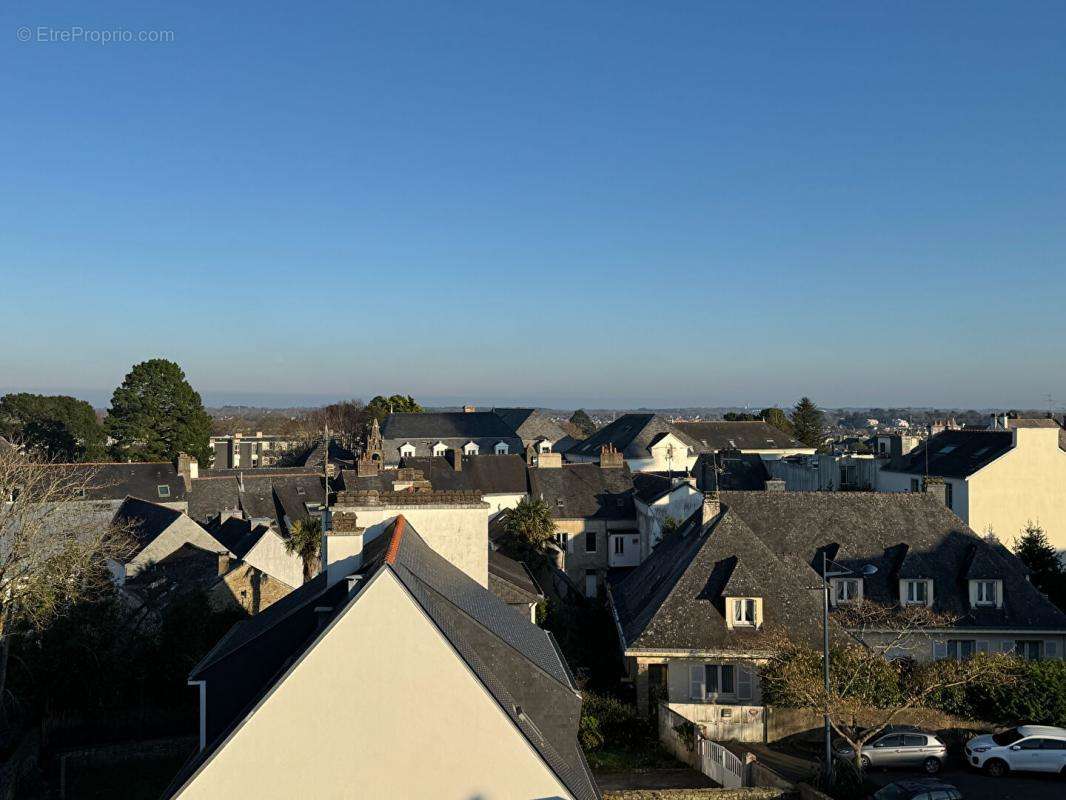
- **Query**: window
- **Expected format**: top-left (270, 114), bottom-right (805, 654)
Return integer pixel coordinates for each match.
top-left (399, 443), bottom-right (416, 458)
top-left (903, 734), bottom-right (928, 747)
top-left (555, 532), bottom-right (570, 551)
top-left (463, 442), bottom-right (479, 455)
top-left (432, 442), bottom-right (447, 457)
top-left (904, 579), bottom-right (929, 605)
top-left (975, 580), bottom-right (997, 606)
top-left (1015, 640), bottom-right (1044, 660)
top-left (945, 482), bottom-right (954, 509)
top-left (910, 478), bottom-right (921, 492)
top-left (613, 536), bottom-right (624, 555)
top-left (585, 531), bottom-right (597, 553)
top-left (540, 442), bottom-right (551, 453)
top-left (835, 578), bottom-right (860, 603)
top-left (157, 485), bottom-right (171, 499)
top-left (947, 640), bottom-right (976, 660)
top-left (938, 444), bottom-right (958, 454)
top-left (733, 598), bottom-right (757, 626)
top-left (1018, 738), bottom-right (1044, 750)
top-left (873, 735), bottom-right (903, 748)
top-left (703, 664), bottom-right (736, 695)
top-left (494, 442), bottom-right (509, 455)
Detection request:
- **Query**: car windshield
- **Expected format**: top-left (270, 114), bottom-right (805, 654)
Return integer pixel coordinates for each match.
top-left (992, 728), bottom-right (1024, 746)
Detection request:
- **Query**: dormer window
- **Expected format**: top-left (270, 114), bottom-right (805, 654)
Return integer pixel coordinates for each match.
top-left (970, 579), bottom-right (1002, 609)
top-left (399, 443), bottom-right (416, 459)
top-left (726, 597), bottom-right (762, 629)
top-left (157, 485), bottom-right (171, 499)
top-left (463, 441), bottom-right (479, 456)
top-left (901, 579), bottom-right (932, 606)
top-left (432, 442), bottom-right (448, 457)
top-left (832, 577), bottom-right (862, 605)
top-left (494, 442), bottom-right (509, 455)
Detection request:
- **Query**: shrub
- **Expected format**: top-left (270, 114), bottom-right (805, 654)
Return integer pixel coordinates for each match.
top-left (580, 692), bottom-right (655, 752)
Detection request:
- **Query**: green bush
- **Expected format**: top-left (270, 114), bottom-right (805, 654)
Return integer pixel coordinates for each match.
top-left (580, 692), bottom-right (655, 752)
top-left (920, 657), bottom-right (1066, 727)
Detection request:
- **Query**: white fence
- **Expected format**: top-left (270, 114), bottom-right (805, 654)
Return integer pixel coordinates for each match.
top-left (698, 738), bottom-right (744, 789)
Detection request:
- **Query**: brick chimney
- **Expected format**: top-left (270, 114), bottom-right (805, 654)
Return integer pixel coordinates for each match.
top-left (701, 491), bottom-right (721, 526)
top-left (923, 476), bottom-right (948, 506)
top-left (448, 448), bottom-right (462, 472)
top-left (176, 453), bottom-right (198, 490)
top-left (217, 552), bottom-right (233, 576)
top-left (599, 444), bottom-right (624, 469)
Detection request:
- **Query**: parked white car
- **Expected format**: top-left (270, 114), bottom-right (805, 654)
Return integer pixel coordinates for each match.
top-left (965, 725), bottom-right (1066, 776)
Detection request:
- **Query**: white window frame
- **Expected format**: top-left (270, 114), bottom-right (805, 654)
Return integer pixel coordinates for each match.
top-left (157, 485), bottom-right (171, 499)
top-left (975, 580), bottom-right (997, 607)
top-left (946, 639), bottom-right (976, 661)
top-left (432, 442), bottom-right (448, 457)
top-left (613, 536), bottom-right (624, 555)
top-left (732, 598), bottom-right (757, 627)
top-left (399, 443), bottom-right (416, 459)
top-left (902, 579), bottom-right (931, 606)
top-left (832, 578), bottom-right (861, 605)
top-left (555, 531), bottom-right (571, 552)
top-left (494, 441), bottom-right (509, 455)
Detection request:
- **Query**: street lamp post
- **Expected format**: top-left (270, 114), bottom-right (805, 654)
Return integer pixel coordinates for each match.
top-left (819, 553), bottom-right (877, 787)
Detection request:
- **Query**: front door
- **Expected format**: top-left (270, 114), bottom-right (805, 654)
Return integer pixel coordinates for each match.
top-left (585, 570), bottom-right (598, 598)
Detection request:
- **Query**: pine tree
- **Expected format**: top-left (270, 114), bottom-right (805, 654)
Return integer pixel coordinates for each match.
top-left (790, 397), bottom-right (826, 448)
top-left (1014, 522), bottom-right (1066, 610)
top-left (569, 409), bottom-right (596, 438)
top-left (106, 359), bottom-right (212, 464)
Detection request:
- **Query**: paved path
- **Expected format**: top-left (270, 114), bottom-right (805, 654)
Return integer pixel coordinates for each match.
top-left (594, 769), bottom-right (717, 791)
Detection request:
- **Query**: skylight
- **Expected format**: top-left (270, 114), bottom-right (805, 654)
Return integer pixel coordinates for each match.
top-left (938, 444), bottom-right (958, 454)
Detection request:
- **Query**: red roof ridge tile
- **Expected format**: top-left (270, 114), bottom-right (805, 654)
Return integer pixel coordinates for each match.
top-left (385, 515), bottom-right (407, 565)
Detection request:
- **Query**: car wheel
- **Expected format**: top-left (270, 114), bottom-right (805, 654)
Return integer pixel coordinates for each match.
top-left (924, 757), bottom-right (942, 774)
top-left (860, 755), bottom-right (871, 771)
top-left (985, 758), bottom-right (1008, 777)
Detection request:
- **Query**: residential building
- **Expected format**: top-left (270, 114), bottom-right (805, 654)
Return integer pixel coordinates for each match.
top-left (492, 407), bottom-right (571, 453)
top-left (33, 455), bottom-right (196, 511)
top-left (163, 517), bottom-right (599, 800)
top-left (489, 548), bottom-right (545, 622)
top-left (187, 471), bottom-right (327, 535)
top-left (331, 484), bottom-right (491, 587)
top-left (632, 472), bottom-right (703, 557)
top-left (528, 449), bottom-right (636, 596)
top-left (342, 451), bottom-right (529, 517)
top-left (674, 421), bottom-right (815, 461)
top-left (878, 419), bottom-right (1066, 549)
top-left (768, 453), bottom-right (881, 492)
top-left (207, 515), bottom-right (305, 590)
top-left (376, 411), bottom-right (523, 465)
top-left (693, 451), bottom-right (773, 492)
top-left (210, 432), bottom-right (302, 469)
top-left (565, 414), bottom-right (700, 473)
top-left (609, 491), bottom-right (1066, 730)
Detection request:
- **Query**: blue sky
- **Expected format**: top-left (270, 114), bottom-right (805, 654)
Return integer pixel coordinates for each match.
top-left (2, 2), bottom-right (1065, 410)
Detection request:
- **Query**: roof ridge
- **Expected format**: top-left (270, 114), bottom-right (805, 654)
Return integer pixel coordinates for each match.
top-left (385, 515), bottom-right (407, 564)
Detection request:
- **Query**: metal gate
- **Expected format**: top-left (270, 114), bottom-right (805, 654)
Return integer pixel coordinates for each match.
top-left (698, 738), bottom-right (744, 789)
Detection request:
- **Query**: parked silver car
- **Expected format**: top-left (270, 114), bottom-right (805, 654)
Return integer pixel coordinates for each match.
top-left (838, 727), bottom-right (947, 773)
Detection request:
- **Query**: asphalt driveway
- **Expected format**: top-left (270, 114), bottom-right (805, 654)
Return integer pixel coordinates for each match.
top-left (866, 764), bottom-right (1063, 800)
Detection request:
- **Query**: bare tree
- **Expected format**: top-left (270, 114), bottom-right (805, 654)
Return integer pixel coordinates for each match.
top-left (760, 603), bottom-right (1015, 774)
top-left (0, 449), bottom-right (133, 726)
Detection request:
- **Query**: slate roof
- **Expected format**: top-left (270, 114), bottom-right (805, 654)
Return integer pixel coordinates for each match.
top-left (489, 549), bottom-right (544, 606)
top-left (171, 518), bottom-right (598, 800)
top-left (382, 411), bottom-right (517, 440)
top-left (392, 454), bottom-right (528, 494)
top-left (44, 462), bottom-right (187, 503)
top-left (206, 516), bottom-right (273, 559)
top-left (691, 452), bottom-right (771, 491)
top-left (493, 408), bottom-right (569, 445)
top-left (566, 414), bottom-right (700, 460)
top-left (632, 472), bottom-right (688, 505)
top-left (611, 491), bottom-right (1066, 654)
top-left (675, 421), bottom-right (809, 452)
top-left (188, 474), bottom-right (325, 532)
top-left (529, 463), bottom-right (635, 520)
top-left (881, 430), bottom-right (1014, 478)
top-left (111, 496), bottom-right (183, 551)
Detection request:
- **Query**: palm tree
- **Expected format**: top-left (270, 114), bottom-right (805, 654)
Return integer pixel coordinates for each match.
top-left (504, 496), bottom-right (556, 562)
top-left (285, 516), bottom-right (322, 583)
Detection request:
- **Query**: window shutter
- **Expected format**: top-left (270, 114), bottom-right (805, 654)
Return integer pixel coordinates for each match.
top-left (976, 640), bottom-right (990, 655)
top-left (1045, 640), bottom-right (1060, 659)
top-left (689, 665), bottom-right (705, 700)
top-left (737, 666), bottom-right (753, 701)
top-left (932, 641), bottom-right (947, 660)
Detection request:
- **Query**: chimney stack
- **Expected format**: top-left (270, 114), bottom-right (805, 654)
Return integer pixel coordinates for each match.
top-left (356, 456), bottom-right (379, 478)
top-left (217, 552), bottom-right (233, 576)
top-left (701, 491), bottom-right (721, 527)
top-left (176, 453), bottom-right (198, 490)
top-left (324, 512), bottom-right (365, 587)
top-left (536, 452), bottom-right (562, 469)
top-left (599, 444), bottom-right (624, 469)
top-left (463, 404), bottom-right (476, 413)
top-left (448, 448), bottom-right (463, 472)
